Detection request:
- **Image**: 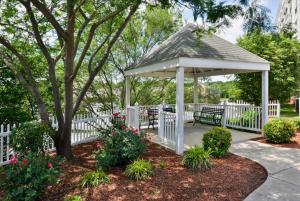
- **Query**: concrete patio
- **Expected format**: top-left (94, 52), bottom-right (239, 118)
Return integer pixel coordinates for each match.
top-left (145, 122), bottom-right (262, 150)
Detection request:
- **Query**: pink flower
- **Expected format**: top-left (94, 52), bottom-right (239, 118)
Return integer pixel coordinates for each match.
top-left (121, 125), bottom-right (127, 130)
top-left (121, 115), bottom-right (126, 120)
top-left (9, 155), bottom-right (18, 165)
top-left (47, 162), bottom-right (53, 169)
top-left (113, 112), bottom-right (120, 116)
top-left (96, 142), bottom-right (101, 148)
top-left (132, 128), bottom-right (139, 135)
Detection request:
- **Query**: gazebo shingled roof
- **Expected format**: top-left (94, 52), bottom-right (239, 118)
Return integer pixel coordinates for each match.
top-left (125, 23), bottom-right (269, 77)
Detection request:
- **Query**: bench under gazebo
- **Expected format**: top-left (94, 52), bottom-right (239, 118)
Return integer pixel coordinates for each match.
top-left (124, 24), bottom-right (270, 155)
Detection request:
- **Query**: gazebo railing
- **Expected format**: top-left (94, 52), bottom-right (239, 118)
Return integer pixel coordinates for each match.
top-left (158, 110), bottom-right (176, 146)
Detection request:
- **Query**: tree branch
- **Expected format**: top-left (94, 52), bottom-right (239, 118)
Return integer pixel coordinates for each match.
top-left (30, 0), bottom-right (67, 40)
top-left (72, 4), bottom-right (140, 116)
top-left (22, 0), bottom-right (64, 127)
top-left (0, 52), bottom-right (50, 125)
top-left (71, 7), bottom-right (128, 80)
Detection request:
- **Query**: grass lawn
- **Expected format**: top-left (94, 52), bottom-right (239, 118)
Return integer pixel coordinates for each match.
top-left (280, 103), bottom-right (298, 118)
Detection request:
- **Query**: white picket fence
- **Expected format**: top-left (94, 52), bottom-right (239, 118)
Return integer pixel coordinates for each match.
top-left (0, 112), bottom-right (113, 166)
top-left (125, 100), bottom-right (280, 151)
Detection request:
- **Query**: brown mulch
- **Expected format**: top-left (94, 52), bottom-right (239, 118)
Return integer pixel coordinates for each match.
top-left (252, 131), bottom-right (300, 149)
top-left (0, 141), bottom-right (267, 201)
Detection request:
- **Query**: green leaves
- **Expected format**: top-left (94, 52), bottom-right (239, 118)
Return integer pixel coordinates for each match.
top-left (237, 32), bottom-right (300, 104)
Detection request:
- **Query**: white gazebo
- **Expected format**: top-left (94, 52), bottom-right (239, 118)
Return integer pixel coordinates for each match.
top-left (124, 24), bottom-right (270, 155)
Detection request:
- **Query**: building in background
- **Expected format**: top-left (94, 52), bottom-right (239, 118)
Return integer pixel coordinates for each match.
top-left (277, 0), bottom-right (300, 40)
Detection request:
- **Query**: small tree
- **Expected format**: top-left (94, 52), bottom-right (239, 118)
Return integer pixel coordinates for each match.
top-left (237, 31), bottom-right (300, 105)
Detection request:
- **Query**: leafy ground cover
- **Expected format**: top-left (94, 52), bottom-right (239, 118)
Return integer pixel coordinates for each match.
top-left (0, 139), bottom-right (267, 201)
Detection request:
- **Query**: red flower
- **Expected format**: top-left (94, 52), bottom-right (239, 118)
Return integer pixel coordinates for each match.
top-left (60, 162), bottom-right (65, 167)
top-left (121, 125), bottom-right (127, 130)
top-left (9, 155), bottom-right (18, 165)
top-left (18, 163), bottom-right (23, 170)
top-left (47, 162), bottom-right (53, 169)
top-left (22, 159), bottom-right (29, 166)
top-left (121, 115), bottom-right (126, 120)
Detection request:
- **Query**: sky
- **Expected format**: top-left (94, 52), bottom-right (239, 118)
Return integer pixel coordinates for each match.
top-left (183, 0), bottom-right (281, 43)
top-left (182, 0), bottom-right (281, 81)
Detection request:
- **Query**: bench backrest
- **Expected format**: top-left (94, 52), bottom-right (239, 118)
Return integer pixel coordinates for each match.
top-left (201, 107), bottom-right (224, 115)
top-left (147, 108), bottom-right (158, 116)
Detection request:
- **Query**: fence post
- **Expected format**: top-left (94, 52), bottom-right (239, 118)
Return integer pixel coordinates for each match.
top-left (134, 103), bottom-right (139, 130)
top-left (277, 100), bottom-right (280, 117)
top-left (222, 100), bottom-right (227, 128)
top-left (158, 104), bottom-right (164, 141)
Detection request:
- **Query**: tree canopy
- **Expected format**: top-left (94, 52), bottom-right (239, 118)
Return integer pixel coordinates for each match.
top-left (237, 31), bottom-right (300, 105)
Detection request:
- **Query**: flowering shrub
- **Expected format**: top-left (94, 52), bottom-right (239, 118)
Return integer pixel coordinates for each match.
top-left (95, 113), bottom-right (146, 171)
top-left (0, 153), bottom-right (63, 201)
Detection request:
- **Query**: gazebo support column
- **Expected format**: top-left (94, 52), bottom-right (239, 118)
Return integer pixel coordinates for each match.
top-left (262, 70), bottom-right (269, 127)
top-left (194, 75), bottom-right (199, 111)
top-left (176, 67), bottom-right (184, 155)
top-left (125, 76), bottom-right (131, 107)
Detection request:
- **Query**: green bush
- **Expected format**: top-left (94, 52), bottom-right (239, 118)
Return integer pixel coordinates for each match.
top-left (80, 170), bottom-right (110, 188)
top-left (95, 127), bottom-right (146, 171)
top-left (293, 118), bottom-right (300, 129)
top-left (10, 122), bottom-right (54, 155)
top-left (182, 146), bottom-right (211, 170)
top-left (124, 159), bottom-right (152, 180)
top-left (263, 119), bottom-right (296, 143)
top-left (64, 195), bottom-right (83, 201)
top-left (0, 153), bottom-right (62, 201)
top-left (202, 127), bottom-right (232, 157)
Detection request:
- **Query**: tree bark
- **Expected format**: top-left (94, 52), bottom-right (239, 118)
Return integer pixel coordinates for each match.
top-left (57, 0), bottom-right (76, 160)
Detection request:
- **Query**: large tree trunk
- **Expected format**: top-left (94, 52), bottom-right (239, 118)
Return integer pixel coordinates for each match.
top-left (55, 127), bottom-right (73, 160)
top-left (55, 0), bottom-right (76, 160)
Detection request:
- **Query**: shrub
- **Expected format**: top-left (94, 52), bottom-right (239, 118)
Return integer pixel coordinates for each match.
top-left (202, 127), bottom-right (232, 157)
top-left (95, 126), bottom-right (146, 171)
top-left (124, 159), bottom-right (152, 180)
top-left (10, 122), bottom-right (54, 155)
top-left (157, 161), bottom-right (167, 169)
top-left (263, 119), bottom-right (296, 143)
top-left (0, 153), bottom-right (62, 201)
top-left (182, 146), bottom-right (211, 170)
top-left (80, 170), bottom-right (110, 188)
top-left (64, 195), bottom-right (83, 201)
top-left (293, 118), bottom-right (300, 129)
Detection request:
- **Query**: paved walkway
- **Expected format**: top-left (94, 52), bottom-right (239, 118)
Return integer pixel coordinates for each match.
top-left (230, 141), bottom-right (300, 201)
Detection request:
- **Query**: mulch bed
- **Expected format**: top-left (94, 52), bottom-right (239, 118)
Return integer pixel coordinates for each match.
top-left (252, 131), bottom-right (300, 149)
top-left (0, 140), bottom-right (267, 201)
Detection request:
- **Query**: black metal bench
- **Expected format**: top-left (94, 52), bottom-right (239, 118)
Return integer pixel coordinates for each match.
top-left (147, 107), bottom-right (175, 129)
top-left (147, 109), bottom-right (158, 129)
top-left (193, 107), bottom-right (224, 126)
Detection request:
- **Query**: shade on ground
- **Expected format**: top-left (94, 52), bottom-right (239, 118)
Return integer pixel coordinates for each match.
top-left (145, 123), bottom-right (262, 150)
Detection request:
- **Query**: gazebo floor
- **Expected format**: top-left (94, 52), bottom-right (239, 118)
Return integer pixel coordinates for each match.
top-left (144, 122), bottom-right (262, 151)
